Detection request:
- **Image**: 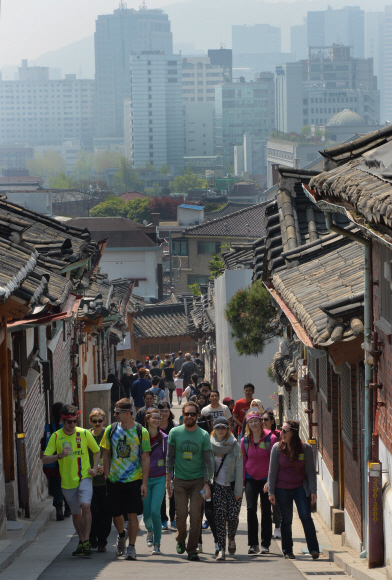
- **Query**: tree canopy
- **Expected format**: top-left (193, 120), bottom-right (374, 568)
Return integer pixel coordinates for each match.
top-left (26, 151), bottom-right (66, 179)
top-left (225, 280), bottom-right (279, 356)
top-left (169, 167), bottom-right (207, 193)
top-left (113, 157), bottom-right (144, 193)
top-left (89, 195), bottom-right (128, 217)
top-left (126, 198), bottom-right (151, 222)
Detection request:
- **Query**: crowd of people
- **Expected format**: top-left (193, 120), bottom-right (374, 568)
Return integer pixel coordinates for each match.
top-left (41, 352), bottom-right (320, 563)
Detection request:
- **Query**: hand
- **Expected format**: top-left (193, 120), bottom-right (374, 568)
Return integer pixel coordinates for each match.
top-left (97, 465), bottom-right (104, 475)
top-left (263, 482), bottom-right (269, 493)
top-left (311, 494), bottom-right (317, 504)
top-left (141, 483), bottom-right (147, 500)
top-left (269, 494), bottom-right (276, 505)
top-left (167, 481), bottom-right (173, 498)
top-left (235, 495), bottom-right (242, 501)
top-left (61, 447), bottom-right (71, 457)
top-left (88, 468), bottom-right (97, 477)
top-left (203, 483), bottom-right (211, 501)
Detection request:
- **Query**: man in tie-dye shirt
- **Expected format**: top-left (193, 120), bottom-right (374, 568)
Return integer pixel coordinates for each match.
top-left (101, 398), bottom-right (150, 561)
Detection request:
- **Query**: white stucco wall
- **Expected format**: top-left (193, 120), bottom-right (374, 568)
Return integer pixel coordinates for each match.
top-left (98, 247), bottom-right (162, 299)
top-left (215, 270), bottom-right (278, 406)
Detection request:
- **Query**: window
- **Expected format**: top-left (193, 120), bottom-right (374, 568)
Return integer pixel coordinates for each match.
top-left (341, 362), bottom-right (353, 450)
top-left (187, 274), bottom-right (209, 285)
top-left (197, 241), bottom-right (221, 254)
top-left (172, 238), bottom-right (188, 256)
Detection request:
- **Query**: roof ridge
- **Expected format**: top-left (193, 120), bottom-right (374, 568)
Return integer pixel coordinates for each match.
top-left (185, 201), bottom-right (267, 233)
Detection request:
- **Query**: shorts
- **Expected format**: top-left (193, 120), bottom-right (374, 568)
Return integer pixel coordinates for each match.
top-left (176, 387), bottom-right (183, 397)
top-left (62, 477), bottom-right (93, 515)
top-left (107, 478), bottom-right (143, 517)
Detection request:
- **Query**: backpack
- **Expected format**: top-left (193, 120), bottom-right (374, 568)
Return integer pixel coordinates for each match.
top-left (243, 432), bottom-right (272, 459)
top-left (151, 387), bottom-right (163, 406)
top-left (109, 422), bottom-right (144, 455)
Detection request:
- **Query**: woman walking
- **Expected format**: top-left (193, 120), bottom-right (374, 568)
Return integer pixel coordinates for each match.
top-left (162, 360), bottom-right (176, 406)
top-left (157, 402), bottom-right (178, 531)
top-left (143, 408), bottom-right (168, 555)
top-left (261, 410), bottom-right (282, 539)
top-left (206, 417), bottom-right (243, 561)
top-left (241, 410), bottom-right (278, 555)
top-left (268, 419), bottom-right (319, 560)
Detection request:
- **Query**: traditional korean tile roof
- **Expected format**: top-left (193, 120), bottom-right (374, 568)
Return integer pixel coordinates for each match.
top-left (271, 339), bottom-right (301, 386)
top-left (204, 202), bottom-right (253, 222)
top-left (320, 124), bottom-right (392, 167)
top-left (222, 243), bottom-right (254, 270)
top-left (133, 303), bottom-right (189, 339)
top-left (184, 202), bottom-right (267, 238)
top-left (67, 217), bottom-right (158, 248)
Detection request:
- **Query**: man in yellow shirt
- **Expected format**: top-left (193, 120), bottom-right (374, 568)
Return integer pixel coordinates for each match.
top-left (43, 404), bottom-right (100, 558)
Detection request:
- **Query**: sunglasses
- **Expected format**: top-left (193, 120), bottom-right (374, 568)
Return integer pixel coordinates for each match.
top-left (65, 419), bottom-right (78, 425)
top-left (281, 429), bottom-right (292, 434)
top-left (262, 417), bottom-right (271, 422)
top-left (114, 409), bottom-right (129, 415)
top-left (91, 419), bottom-right (104, 424)
top-left (184, 412), bottom-right (197, 417)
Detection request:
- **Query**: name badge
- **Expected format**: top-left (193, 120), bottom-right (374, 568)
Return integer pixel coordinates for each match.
top-left (183, 452), bottom-right (193, 460)
top-left (158, 459), bottom-right (164, 466)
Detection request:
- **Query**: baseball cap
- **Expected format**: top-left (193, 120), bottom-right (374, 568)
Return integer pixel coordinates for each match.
top-left (213, 416), bottom-right (230, 429)
top-left (223, 397), bottom-right (234, 405)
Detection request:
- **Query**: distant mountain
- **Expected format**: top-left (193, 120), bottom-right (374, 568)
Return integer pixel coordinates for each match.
top-left (32, 36), bottom-right (95, 79)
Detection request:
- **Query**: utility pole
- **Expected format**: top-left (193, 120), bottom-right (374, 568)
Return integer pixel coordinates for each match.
top-left (169, 230), bottom-right (173, 293)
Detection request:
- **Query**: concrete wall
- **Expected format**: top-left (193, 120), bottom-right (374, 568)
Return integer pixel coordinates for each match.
top-left (215, 270), bottom-right (278, 405)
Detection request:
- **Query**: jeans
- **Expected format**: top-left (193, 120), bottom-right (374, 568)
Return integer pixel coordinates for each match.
top-left (89, 485), bottom-right (112, 546)
top-left (275, 485), bottom-right (319, 555)
top-left (173, 477), bottom-right (204, 554)
top-left (245, 477), bottom-right (272, 547)
top-left (143, 475), bottom-right (166, 546)
top-left (161, 490), bottom-right (175, 522)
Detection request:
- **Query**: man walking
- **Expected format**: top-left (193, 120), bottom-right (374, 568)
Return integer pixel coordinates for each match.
top-left (101, 398), bottom-right (151, 561)
top-left (42, 404), bottom-right (100, 558)
top-left (179, 353), bottom-right (198, 389)
top-left (166, 401), bottom-right (213, 561)
top-left (174, 351), bottom-right (185, 374)
top-left (201, 390), bottom-right (233, 430)
top-left (135, 390), bottom-right (155, 425)
top-left (233, 383), bottom-right (255, 439)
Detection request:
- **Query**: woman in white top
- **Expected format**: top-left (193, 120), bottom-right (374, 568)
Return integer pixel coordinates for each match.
top-left (207, 416), bottom-right (243, 561)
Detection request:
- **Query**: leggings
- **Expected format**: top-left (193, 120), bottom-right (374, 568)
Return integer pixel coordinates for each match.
top-left (143, 475), bottom-right (166, 545)
top-left (212, 483), bottom-right (242, 551)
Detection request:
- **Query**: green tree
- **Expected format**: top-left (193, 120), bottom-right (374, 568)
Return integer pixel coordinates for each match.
top-left (26, 151), bottom-right (66, 179)
top-left (94, 151), bottom-right (122, 174)
top-left (160, 164), bottom-right (170, 175)
top-left (144, 182), bottom-right (160, 197)
top-left (226, 163), bottom-right (235, 175)
top-left (49, 172), bottom-right (75, 189)
top-left (188, 283), bottom-right (201, 296)
top-left (89, 195), bottom-right (128, 217)
top-left (301, 124), bottom-right (311, 137)
top-left (113, 157), bottom-right (144, 193)
top-left (72, 150), bottom-right (94, 181)
top-left (225, 280), bottom-right (280, 356)
top-left (169, 167), bottom-right (207, 194)
top-left (144, 160), bottom-right (156, 171)
top-left (126, 198), bottom-right (151, 223)
top-left (208, 242), bottom-right (230, 279)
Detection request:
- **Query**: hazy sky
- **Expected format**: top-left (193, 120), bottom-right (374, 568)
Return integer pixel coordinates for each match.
top-left (0, 0), bottom-right (182, 67)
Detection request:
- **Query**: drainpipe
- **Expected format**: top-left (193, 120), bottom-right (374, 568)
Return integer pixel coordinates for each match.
top-left (324, 213), bottom-right (372, 554)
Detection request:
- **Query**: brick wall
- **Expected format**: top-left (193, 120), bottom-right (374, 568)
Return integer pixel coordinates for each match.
top-left (373, 241), bottom-right (392, 456)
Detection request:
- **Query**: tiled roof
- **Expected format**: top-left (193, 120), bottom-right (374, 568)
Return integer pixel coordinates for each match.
top-left (204, 202), bottom-right (253, 222)
top-left (271, 339), bottom-right (301, 385)
top-left (67, 217), bottom-right (158, 248)
top-left (133, 303), bottom-right (189, 339)
top-left (118, 192), bottom-right (148, 202)
top-left (184, 202), bottom-right (267, 238)
top-left (222, 243), bottom-right (254, 270)
top-left (320, 124), bottom-right (392, 167)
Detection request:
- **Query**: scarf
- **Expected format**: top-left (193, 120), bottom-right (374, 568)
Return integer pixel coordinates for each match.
top-left (210, 433), bottom-right (237, 456)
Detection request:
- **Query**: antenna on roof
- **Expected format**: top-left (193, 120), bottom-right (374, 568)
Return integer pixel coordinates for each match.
top-left (119, 1), bottom-right (127, 8)
top-left (139, 0), bottom-right (147, 9)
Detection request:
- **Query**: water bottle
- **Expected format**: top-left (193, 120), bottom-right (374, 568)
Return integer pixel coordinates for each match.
top-left (200, 489), bottom-right (211, 502)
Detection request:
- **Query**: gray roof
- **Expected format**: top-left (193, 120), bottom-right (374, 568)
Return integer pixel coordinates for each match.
top-left (204, 202), bottom-right (254, 222)
top-left (184, 202), bottom-right (267, 238)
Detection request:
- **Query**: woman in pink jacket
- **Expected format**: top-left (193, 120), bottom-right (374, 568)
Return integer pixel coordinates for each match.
top-left (240, 410), bottom-right (278, 555)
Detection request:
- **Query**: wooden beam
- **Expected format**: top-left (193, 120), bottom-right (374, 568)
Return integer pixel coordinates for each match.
top-left (0, 319), bottom-right (14, 482)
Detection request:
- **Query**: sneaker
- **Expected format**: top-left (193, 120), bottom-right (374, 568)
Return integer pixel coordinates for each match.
top-left (170, 520), bottom-right (177, 529)
top-left (215, 543), bottom-right (219, 556)
top-left (228, 539), bottom-right (236, 555)
top-left (115, 530), bottom-right (128, 556)
top-left (202, 519), bottom-right (209, 529)
top-left (248, 545), bottom-right (259, 555)
top-left (126, 544), bottom-right (137, 560)
top-left (72, 541), bottom-right (84, 557)
top-left (284, 552), bottom-right (296, 559)
top-left (197, 543), bottom-right (203, 553)
top-left (274, 527), bottom-right (281, 539)
top-left (83, 541), bottom-right (92, 558)
top-left (55, 505), bottom-right (64, 521)
top-left (260, 546), bottom-right (270, 554)
top-left (146, 531), bottom-right (154, 547)
top-left (311, 551), bottom-right (320, 560)
top-left (162, 521), bottom-right (169, 531)
top-left (216, 550), bottom-right (225, 561)
top-left (188, 553), bottom-right (200, 561)
top-left (176, 541), bottom-right (186, 554)
top-left (97, 543), bottom-right (106, 552)
top-left (152, 543), bottom-right (161, 555)
top-left (89, 539), bottom-right (98, 550)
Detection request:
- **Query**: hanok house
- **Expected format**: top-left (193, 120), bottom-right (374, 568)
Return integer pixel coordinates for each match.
top-left (308, 126), bottom-right (392, 566)
top-left (118, 294), bottom-right (198, 363)
top-left (249, 166), bottom-right (368, 555)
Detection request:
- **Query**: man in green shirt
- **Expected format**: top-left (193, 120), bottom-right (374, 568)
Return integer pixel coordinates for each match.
top-left (43, 404), bottom-right (100, 558)
top-left (166, 401), bottom-right (213, 561)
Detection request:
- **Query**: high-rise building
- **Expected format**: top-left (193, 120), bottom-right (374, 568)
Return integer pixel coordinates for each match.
top-left (0, 61), bottom-right (94, 147)
top-left (208, 49), bottom-right (233, 80)
top-left (215, 74), bottom-right (275, 168)
top-left (124, 52), bottom-right (183, 174)
top-left (232, 24), bottom-right (281, 54)
top-left (384, 6), bottom-right (392, 122)
top-left (275, 63), bottom-right (304, 134)
top-left (290, 21), bottom-right (308, 61)
top-left (307, 7), bottom-right (364, 58)
top-left (95, 5), bottom-right (173, 139)
top-left (365, 12), bottom-right (384, 121)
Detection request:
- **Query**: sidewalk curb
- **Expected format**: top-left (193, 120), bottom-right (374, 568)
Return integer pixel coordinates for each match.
top-left (322, 548), bottom-right (388, 580)
top-left (0, 502), bottom-right (54, 574)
